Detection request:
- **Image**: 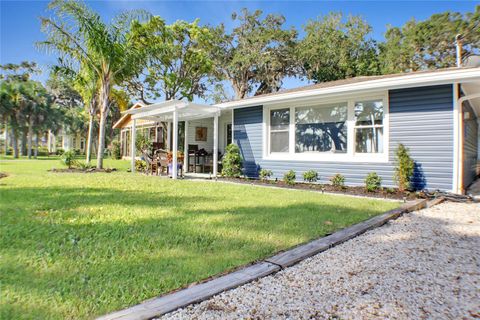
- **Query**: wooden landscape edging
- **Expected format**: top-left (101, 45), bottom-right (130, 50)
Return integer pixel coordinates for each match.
top-left (97, 198), bottom-right (428, 320)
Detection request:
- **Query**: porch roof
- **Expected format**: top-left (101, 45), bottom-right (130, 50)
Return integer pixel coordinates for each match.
top-left (123, 99), bottom-right (220, 122)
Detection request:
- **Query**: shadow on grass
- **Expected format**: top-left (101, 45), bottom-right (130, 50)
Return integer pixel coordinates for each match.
top-left (1, 185), bottom-right (395, 319)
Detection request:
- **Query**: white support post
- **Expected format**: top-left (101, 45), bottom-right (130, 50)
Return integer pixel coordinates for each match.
top-left (131, 119), bottom-right (136, 172)
top-left (172, 110), bottom-right (178, 179)
top-left (184, 120), bottom-right (189, 173)
top-left (167, 122), bottom-right (171, 151)
top-left (213, 114), bottom-right (219, 178)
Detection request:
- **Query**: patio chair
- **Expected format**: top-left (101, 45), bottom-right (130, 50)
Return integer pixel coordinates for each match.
top-left (156, 149), bottom-right (169, 175)
top-left (142, 151), bottom-right (156, 175)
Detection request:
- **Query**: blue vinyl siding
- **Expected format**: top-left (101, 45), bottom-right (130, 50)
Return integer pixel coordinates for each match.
top-left (234, 84), bottom-right (454, 191)
top-left (233, 106), bottom-right (263, 177)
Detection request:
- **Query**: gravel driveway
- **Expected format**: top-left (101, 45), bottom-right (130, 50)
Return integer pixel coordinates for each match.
top-left (162, 202), bottom-right (480, 320)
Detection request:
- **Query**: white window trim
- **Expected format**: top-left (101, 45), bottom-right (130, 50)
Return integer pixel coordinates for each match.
top-left (267, 107), bottom-right (291, 154)
top-left (262, 91), bottom-right (390, 163)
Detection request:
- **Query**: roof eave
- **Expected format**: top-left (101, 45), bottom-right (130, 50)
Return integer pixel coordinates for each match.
top-left (215, 68), bottom-right (480, 109)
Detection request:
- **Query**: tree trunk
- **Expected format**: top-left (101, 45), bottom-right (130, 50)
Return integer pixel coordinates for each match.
top-left (11, 127), bottom-right (18, 158)
top-left (96, 77), bottom-right (111, 169)
top-left (34, 133), bottom-right (39, 158)
top-left (27, 118), bottom-right (33, 159)
top-left (86, 98), bottom-right (96, 164)
top-left (97, 112), bottom-right (107, 169)
top-left (21, 129), bottom-right (27, 156)
top-left (3, 120), bottom-right (8, 155)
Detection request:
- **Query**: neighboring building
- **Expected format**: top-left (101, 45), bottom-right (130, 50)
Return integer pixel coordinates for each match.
top-left (47, 129), bottom-right (86, 154)
top-left (119, 67), bottom-right (480, 194)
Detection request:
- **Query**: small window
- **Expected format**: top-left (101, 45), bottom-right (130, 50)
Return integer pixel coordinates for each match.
top-left (270, 108), bottom-right (290, 153)
top-left (125, 130), bottom-right (131, 157)
top-left (354, 100), bottom-right (384, 153)
top-left (295, 103), bottom-right (347, 153)
top-left (226, 123), bottom-right (232, 145)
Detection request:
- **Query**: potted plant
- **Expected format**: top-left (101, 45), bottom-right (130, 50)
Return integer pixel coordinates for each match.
top-left (167, 151), bottom-right (184, 176)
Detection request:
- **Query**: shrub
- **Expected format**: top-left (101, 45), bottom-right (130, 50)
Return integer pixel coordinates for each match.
top-left (221, 144), bottom-right (243, 177)
top-left (60, 150), bottom-right (77, 169)
top-left (56, 148), bottom-right (65, 155)
top-left (111, 140), bottom-right (121, 160)
top-left (365, 172), bottom-right (382, 192)
top-left (259, 169), bottom-right (273, 181)
top-left (330, 173), bottom-right (345, 189)
top-left (37, 146), bottom-right (49, 156)
top-left (394, 144), bottom-right (414, 192)
top-left (136, 133), bottom-right (152, 155)
top-left (385, 187), bottom-right (396, 194)
top-left (135, 160), bottom-right (147, 172)
top-left (76, 161), bottom-right (93, 171)
top-left (6, 147), bottom-right (13, 155)
top-left (283, 170), bottom-right (296, 185)
top-left (303, 170), bottom-right (318, 183)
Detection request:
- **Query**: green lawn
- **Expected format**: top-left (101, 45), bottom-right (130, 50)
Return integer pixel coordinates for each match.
top-left (0, 158), bottom-right (399, 319)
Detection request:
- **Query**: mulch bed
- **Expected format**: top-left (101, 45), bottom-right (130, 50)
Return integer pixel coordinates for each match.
top-left (219, 177), bottom-right (419, 200)
top-left (49, 168), bottom-right (117, 173)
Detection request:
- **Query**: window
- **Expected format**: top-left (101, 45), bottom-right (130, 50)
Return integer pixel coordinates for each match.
top-left (125, 130), bottom-right (131, 157)
top-left (226, 123), bottom-right (232, 146)
top-left (270, 108), bottom-right (290, 153)
top-left (265, 94), bottom-right (387, 161)
top-left (295, 103), bottom-right (347, 153)
top-left (354, 100), bottom-right (384, 153)
top-left (149, 127), bottom-right (156, 141)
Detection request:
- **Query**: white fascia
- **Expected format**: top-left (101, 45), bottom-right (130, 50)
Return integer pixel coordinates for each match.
top-left (215, 68), bottom-right (480, 110)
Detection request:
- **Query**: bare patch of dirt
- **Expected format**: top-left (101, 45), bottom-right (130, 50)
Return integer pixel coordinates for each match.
top-left (48, 168), bottom-right (117, 173)
top-left (219, 177), bottom-right (419, 200)
top-left (0, 172), bottom-right (8, 179)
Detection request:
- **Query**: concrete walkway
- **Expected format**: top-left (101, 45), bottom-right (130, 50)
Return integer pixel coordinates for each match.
top-left (162, 202), bottom-right (480, 320)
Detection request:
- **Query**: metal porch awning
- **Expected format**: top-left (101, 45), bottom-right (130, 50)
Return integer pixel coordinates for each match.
top-left (125, 99), bottom-right (220, 121)
top-left (125, 100), bottom-right (221, 179)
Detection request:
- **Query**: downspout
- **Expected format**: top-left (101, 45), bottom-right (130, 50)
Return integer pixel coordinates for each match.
top-left (455, 91), bottom-right (480, 194)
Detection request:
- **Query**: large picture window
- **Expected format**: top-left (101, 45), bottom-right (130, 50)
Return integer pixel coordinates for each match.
top-left (354, 100), bottom-right (384, 153)
top-left (270, 108), bottom-right (290, 153)
top-left (295, 103), bottom-right (347, 153)
top-left (266, 95), bottom-right (387, 160)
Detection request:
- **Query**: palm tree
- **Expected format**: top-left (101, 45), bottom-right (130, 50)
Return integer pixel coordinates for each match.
top-left (1, 81), bottom-right (30, 158)
top-left (76, 66), bottom-right (99, 164)
top-left (22, 81), bottom-right (48, 158)
top-left (0, 81), bottom-right (15, 155)
top-left (38, 0), bottom-right (148, 168)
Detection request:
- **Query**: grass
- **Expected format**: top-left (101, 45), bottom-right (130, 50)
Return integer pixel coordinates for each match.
top-left (0, 158), bottom-right (399, 319)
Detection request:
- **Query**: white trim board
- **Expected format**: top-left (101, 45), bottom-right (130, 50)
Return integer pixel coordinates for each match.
top-left (262, 93), bottom-right (390, 163)
top-left (216, 68), bottom-right (480, 110)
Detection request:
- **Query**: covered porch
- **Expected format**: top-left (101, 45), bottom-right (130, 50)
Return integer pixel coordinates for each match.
top-left (125, 100), bottom-right (231, 179)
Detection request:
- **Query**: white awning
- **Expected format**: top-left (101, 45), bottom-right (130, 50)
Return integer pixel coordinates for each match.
top-left (124, 99), bottom-right (220, 121)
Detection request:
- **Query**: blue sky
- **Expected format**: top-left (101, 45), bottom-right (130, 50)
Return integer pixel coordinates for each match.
top-left (1, 0), bottom-right (478, 97)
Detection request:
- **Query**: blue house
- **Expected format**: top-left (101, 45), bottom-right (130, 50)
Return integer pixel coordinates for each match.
top-left (219, 67), bottom-right (480, 194)
top-left (121, 67), bottom-right (480, 194)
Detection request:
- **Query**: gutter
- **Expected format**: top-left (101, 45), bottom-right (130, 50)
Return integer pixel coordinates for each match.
top-left (215, 68), bottom-right (480, 109)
